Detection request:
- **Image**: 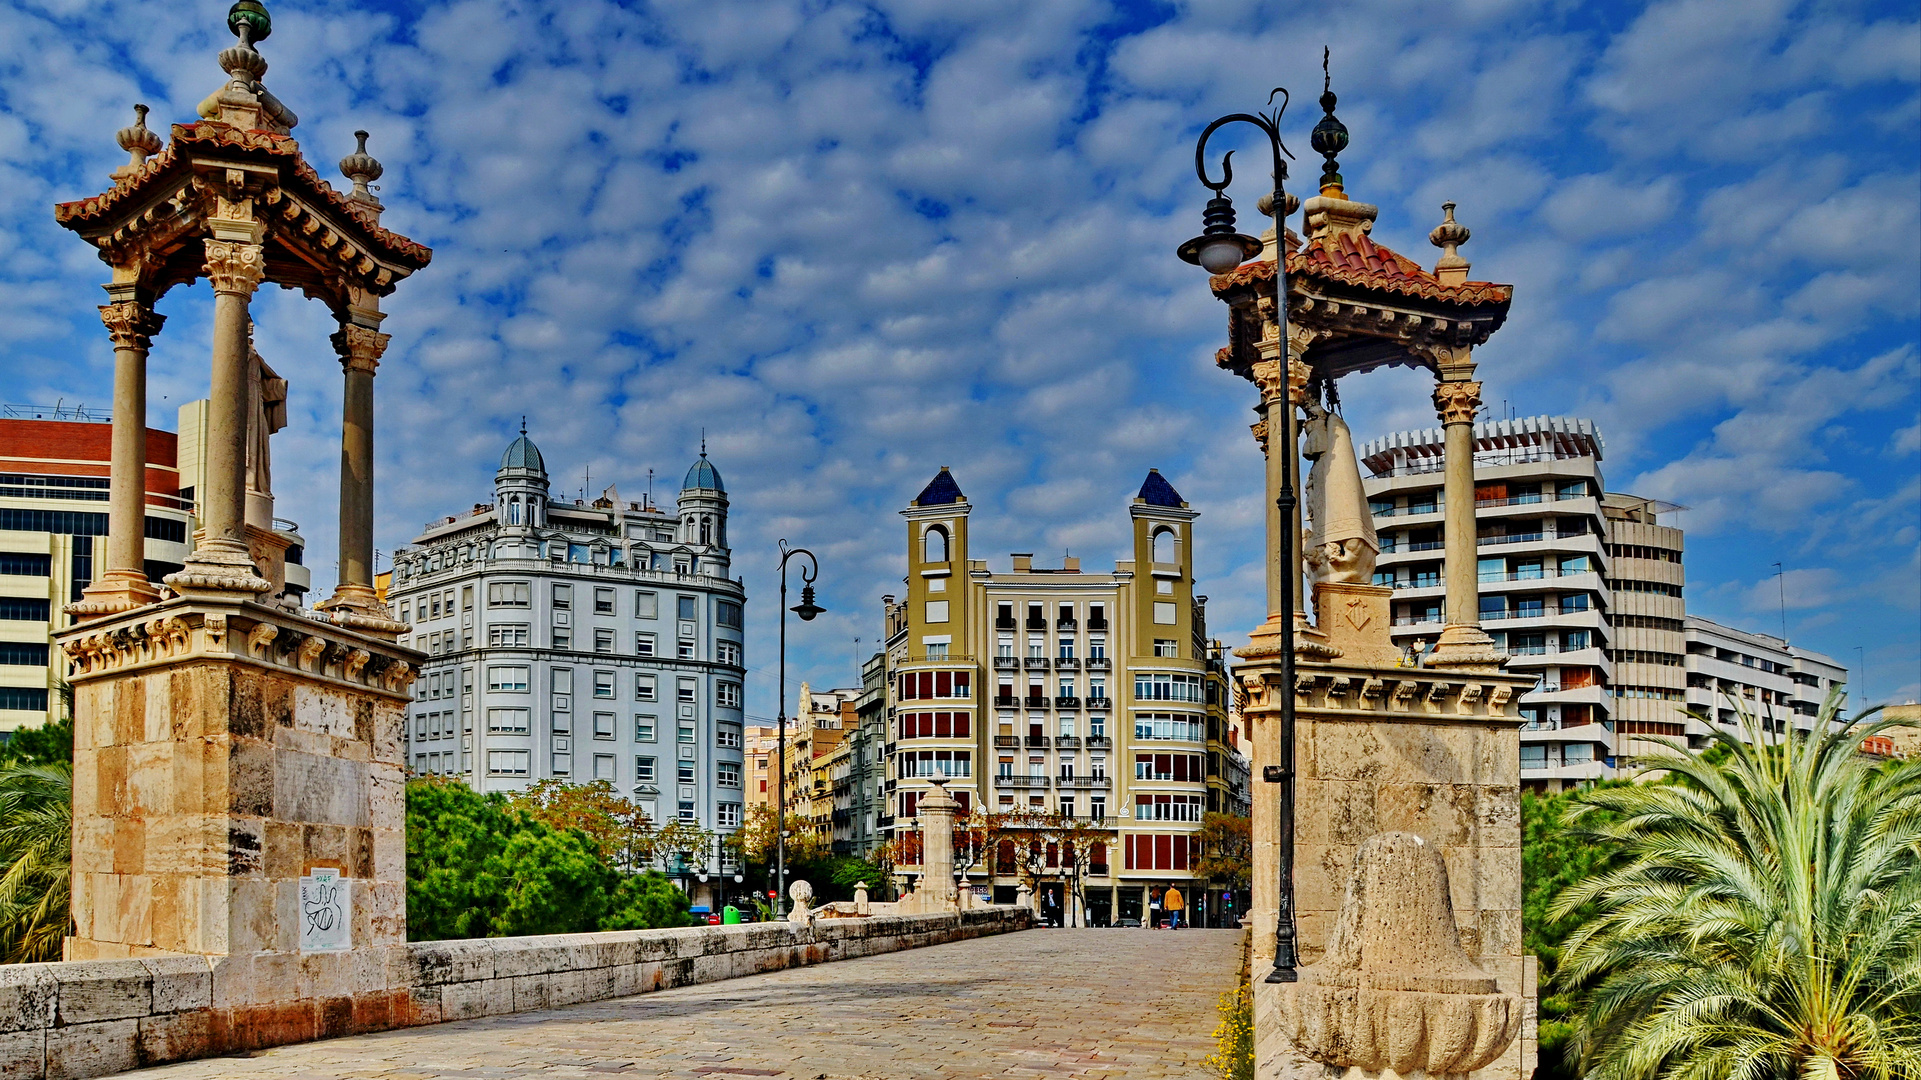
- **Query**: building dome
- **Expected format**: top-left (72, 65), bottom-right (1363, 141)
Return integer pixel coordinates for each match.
top-left (500, 433), bottom-right (545, 474)
top-left (683, 453), bottom-right (724, 494)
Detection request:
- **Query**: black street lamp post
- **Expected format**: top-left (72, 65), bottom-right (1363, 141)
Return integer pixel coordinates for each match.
top-left (1177, 83), bottom-right (1305, 984)
top-left (774, 540), bottom-right (823, 918)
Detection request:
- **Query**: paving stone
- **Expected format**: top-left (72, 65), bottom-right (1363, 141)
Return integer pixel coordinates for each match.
top-left (112, 930), bottom-right (1238, 1079)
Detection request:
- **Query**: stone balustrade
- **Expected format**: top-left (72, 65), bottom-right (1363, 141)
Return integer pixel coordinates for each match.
top-left (0, 907), bottom-right (1031, 1078)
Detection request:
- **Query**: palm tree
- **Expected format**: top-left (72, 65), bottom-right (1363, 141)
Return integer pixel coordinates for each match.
top-left (1551, 691), bottom-right (1921, 1080)
top-left (0, 762), bottom-right (72, 964)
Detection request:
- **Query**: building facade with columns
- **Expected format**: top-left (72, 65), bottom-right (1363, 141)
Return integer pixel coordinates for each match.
top-left (882, 467), bottom-right (1238, 927)
top-left (384, 432), bottom-right (749, 839)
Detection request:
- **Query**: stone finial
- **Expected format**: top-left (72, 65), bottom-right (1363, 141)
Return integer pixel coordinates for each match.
top-left (114, 104), bottom-right (163, 181)
top-left (1430, 202), bottom-right (1472, 285)
top-left (198, 1), bottom-right (298, 133)
top-left (1276, 832), bottom-right (1521, 1078)
top-left (340, 130), bottom-right (384, 202)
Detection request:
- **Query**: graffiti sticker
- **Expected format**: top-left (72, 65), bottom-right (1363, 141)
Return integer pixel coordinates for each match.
top-left (298, 868), bottom-right (352, 953)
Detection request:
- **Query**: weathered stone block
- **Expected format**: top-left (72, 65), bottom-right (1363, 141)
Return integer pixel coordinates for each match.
top-left (140, 956), bottom-right (211, 1015)
top-left (0, 966), bottom-right (57, 1032)
top-left (44, 1018), bottom-right (138, 1080)
top-left (51, 962), bottom-right (152, 1026)
top-left (0, 1027), bottom-right (45, 1076)
top-left (134, 1009), bottom-right (215, 1064)
top-left (406, 939), bottom-right (496, 987)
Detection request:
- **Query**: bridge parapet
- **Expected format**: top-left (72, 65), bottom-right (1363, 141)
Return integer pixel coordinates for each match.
top-left (0, 906), bottom-right (1032, 1078)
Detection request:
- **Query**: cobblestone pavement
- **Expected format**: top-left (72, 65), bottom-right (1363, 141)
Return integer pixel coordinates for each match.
top-left (124, 928), bottom-right (1241, 1079)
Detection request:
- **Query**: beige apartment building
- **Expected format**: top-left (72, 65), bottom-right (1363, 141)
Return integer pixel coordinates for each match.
top-left (882, 467), bottom-right (1238, 926)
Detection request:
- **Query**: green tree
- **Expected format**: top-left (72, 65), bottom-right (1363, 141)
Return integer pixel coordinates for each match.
top-left (603, 870), bottom-right (693, 930)
top-left (1522, 783), bottom-right (1626, 1080)
top-left (1552, 694), bottom-right (1921, 1080)
top-left (0, 715), bottom-right (72, 770)
top-left (1194, 812), bottom-right (1251, 891)
top-left (0, 762), bottom-right (71, 963)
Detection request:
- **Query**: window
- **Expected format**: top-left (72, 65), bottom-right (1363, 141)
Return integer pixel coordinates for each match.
top-left (896, 670), bottom-right (973, 700)
top-left (677, 802), bottom-right (696, 823)
top-left (594, 628), bottom-right (616, 653)
top-left (487, 666), bottom-right (530, 692)
top-left (635, 674), bottom-right (657, 701)
top-left (636, 591), bottom-right (658, 618)
top-left (568, 543), bottom-right (593, 564)
top-left (717, 762), bottom-right (742, 787)
top-left (717, 641), bottom-right (741, 666)
top-left (677, 639), bottom-right (695, 659)
top-left (678, 595), bottom-right (696, 620)
top-left (552, 584), bottom-right (572, 609)
top-left (1088, 678), bottom-right (1107, 702)
top-left (899, 749), bottom-right (971, 777)
top-left (716, 600), bottom-right (742, 628)
top-left (593, 754), bottom-right (616, 780)
top-left (1130, 794), bottom-right (1204, 823)
top-left (1089, 637), bottom-right (1106, 659)
top-left (1134, 713), bottom-right (1204, 741)
top-left (925, 600), bottom-right (949, 623)
top-left (635, 716), bottom-right (657, 741)
top-left (593, 712), bottom-right (615, 739)
top-left (1153, 601), bottom-right (1176, 625)
top-left (593, 671), bottom-right (615, 698)
top-left (636, 757), bottom-right (657, 783)
top-left (926, 642), bottom-right (949, 660)
top-left (923, 526), bottom-right (949, 563)
top-left (1153, 639), bottom-right (1178, 658)
top-left (1058, 638), bottom-right (1075, 659)
top-left (717, 803), bottom-right (742, 829)
top-left (716, 682), bottom-right (742, 708)
top-left (716, 726), bottom-right (742, 748)
top-left (594, 588), bottom-right (615, 614)
top-left (1134, 752), bottom-right (1206, 781)
top-left (1152, 528), bottom-right (1175, 563)
top-left (550, 628), bottom-right (570, 650)
top-left (1134, 673), bottom-right (1203, 702)
top-left (487, 751), bottom-right (531, 776)
top-left (678, 679), bottom-right (698, 704)
top-left (487, 581), bottom-right (530, 608)
top-left (897, 711), bottom-right (973, 739)
top-left (678, 762), bottom-right (696, 784)
top-left (635, 632), bottom-right (656, 656)
top-left (678, 722), bottom-right (696, 744)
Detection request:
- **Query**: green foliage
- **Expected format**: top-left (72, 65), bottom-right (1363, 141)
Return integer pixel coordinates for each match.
top-left (1194, 812), bottom-right (1252, 890)
top-left (405, 777), bottom-right (692, 940)
top-left (0, 717), bottom-right (72, 770)
top-left (1551, 694), bottom-right (1921, 1080)
top-left (1522, 784), bottom-right (1627, 1080)
top-left (0, 763), bottom-right (71, 963)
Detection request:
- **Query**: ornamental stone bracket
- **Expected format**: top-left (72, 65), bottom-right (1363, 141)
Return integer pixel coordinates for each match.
top-left (1238, 663), bottom-right (1532, 724)
top-left (57, 595), bottom-right (419, 700)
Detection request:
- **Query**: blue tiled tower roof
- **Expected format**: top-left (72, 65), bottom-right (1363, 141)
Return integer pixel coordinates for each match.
top-left (683, 453), bottom-right (725, 493)
top-left (500, 433), bottom-right (545, 474)
top-left (914, 467), bottom-right (964, 506)
top-left (1137, 469), bottom-right (1185, 507)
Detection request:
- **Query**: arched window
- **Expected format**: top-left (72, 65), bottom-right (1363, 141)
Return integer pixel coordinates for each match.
top-left (924, 525), bottom-right (949, 564)
top-left (507, 497), bottom-right (521, 525)
top-left (700, 516), bottom-right (712, 545)
top-left (1152, 527), bottom-right (1175, 563)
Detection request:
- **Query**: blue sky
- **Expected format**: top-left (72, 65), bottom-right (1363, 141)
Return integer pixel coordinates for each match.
top-left (2, 0), bottom-right (1916, 715)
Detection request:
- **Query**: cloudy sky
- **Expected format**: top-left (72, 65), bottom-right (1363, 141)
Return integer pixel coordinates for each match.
top-left (3, 0), bottom-right (1916, 713)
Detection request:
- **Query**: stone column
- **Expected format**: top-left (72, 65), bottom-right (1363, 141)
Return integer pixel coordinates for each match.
top-left (919, 780), bottom-right (958, 906)
top-left (1428, 372), bottom-right (1501, 667)
top-left (316, 322), bottom-right (390, 623)
top-left (68, 298), bottom-right (165, 618)
top-left (167, 240), bottom-right (271, 598)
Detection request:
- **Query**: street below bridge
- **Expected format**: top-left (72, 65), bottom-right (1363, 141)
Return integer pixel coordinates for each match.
top-left (123, 928), bottom-right (1242, 1079)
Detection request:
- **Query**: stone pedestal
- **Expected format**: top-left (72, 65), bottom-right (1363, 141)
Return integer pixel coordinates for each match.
top-left (57, 599), bottom-right (418, 970)
top-left (1243, 584), bottom-right (1537, 1080)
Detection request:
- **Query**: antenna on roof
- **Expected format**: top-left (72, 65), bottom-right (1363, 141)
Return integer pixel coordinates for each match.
top-left (647, 468), bottom-right (655, 510)
top-left (700, 428), bottom-right (707, 457)
top-left (520, 415), bottom-right (527, 436)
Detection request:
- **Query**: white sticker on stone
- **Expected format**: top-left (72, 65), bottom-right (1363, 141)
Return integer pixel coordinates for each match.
top-left (299, 868), bottom-right (352, 953)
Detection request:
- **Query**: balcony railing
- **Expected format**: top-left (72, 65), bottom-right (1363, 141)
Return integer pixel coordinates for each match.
top-left (1025, 618), bottom-right (1047, 630)
top-left (995, 617), bottom-right (1017, 629)
top-left (998, 774), bottom-right (1050, 789)
top-left (1055, 735), bottom-right (1081, 748)
top-left (994, 735), bottom-right (1022, 748)
top-left (1086, 619), bottom-right (1108, 631)
top-left (1084, 657), bottom-right (1110, 670)
top-left (993, 656), bottom-right (1020, 670)
top-left (1023, 656), bottom-right (1051, 670)
top-left (1023, 696), bottom-right (1047, 708)
top-left (1056, 618), bottom-right (1077, 629)
top-left (1380, 540), bottom-right (1446, 553)
top-left (1060, 776), bottom-right (1111, 790)
top-left (1025, 735), bottom-right (1050, 748)
top-left (994, 695), bottom-right (1018, 708)
top-left (1055, 656), bottom-right (1080, 669)
top-left (1086, 735), bottom-right (1112, 748)
top-left (1055, 696), bottom-right (1081, 708)
top-left (1085, 696), bottom-right (1110, 709)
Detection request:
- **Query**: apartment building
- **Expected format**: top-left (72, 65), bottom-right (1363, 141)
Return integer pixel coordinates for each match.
top-left (882, 467), bottom-right (1236, 925)
top-left (384, 431), bottom-right (748, 846)
top-left (1360, 415), bottom-right (1847, 793)
top-left (1685, 617), bottom-right (1848, 733)
top-left (782, 683), bottom-right (858, 848)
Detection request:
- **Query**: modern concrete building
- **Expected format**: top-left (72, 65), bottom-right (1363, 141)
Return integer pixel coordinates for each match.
top-left (1684, 616), bottom-right (1848, 735)
top-left (1360, 414), bottom-right (1846, 793)
top-left (881, 467), bottom-right (1237, 926)
top-left (385, 430), bottom-right (748, 845)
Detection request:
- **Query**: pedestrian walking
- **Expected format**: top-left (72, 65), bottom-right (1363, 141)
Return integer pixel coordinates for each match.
top-left (1164, 886), bottom-right (1184, 929)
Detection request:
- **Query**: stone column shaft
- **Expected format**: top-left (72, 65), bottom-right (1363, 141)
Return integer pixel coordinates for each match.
top-left (317, 323), bottom-right (401, 631)
top-left (71, 301), bottom-right (165, 617)
top-left (1443, 401), bottom-right (1478, 626)
top-left (1260, 398), bottom-right (1284, 619)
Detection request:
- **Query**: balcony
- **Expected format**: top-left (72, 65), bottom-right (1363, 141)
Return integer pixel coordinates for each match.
top-left (1025, 735), bottom-right (1050, 748)
top-left (1088, 863), bottom-right (1110, 876)
top-left (1023, 655), bottom-right (1051, 671)
top-left (1055, 656), bottom-right (1080, 669)
top-left (994, 695), bottom-right (1019, 708)
top-left (1084, 657), bottom-right (1110, 670)
top-left (1085, 696), bottom-right (1110, 710)
top-left (994, 735), bottom-right (1021, 748)
top-left (1055, 696), bottom-right (1081, 709)
top-left (999, 774), bottom-right (1050, 789)
top-left (1056, 618), bottom-right (1077, 629)
top-left (993, 656), bottom-right (1020, 670)
top-left (1086, 735), bottom-right (1112, 748)
top-left (1086, 618), bottom-right (1108, 631)
top-left (1055, 735), bottom-right (1081, 748)
top-left (995, 617), bottom-right (1017, 629)
top-left (1060, 775), bottom-right (1111, 790)
top-left (1023, 695), bottom-right (1048, 708)
top-left (1025, 618), bottom-right (1047, 630)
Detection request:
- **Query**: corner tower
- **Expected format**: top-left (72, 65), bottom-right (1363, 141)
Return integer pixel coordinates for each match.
top-left (678, 447), bottom-right (730, 575)
top-left (903, 467), bottom-right (971, 644)
top-left (495, 423), bottom-right (549, 533)
top-left (1130, 469), bottom-right (1198, 660)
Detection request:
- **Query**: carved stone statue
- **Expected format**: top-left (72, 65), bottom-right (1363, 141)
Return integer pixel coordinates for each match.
top-left (244, 335), bottom-right (288, 530)
top-left (1302, 401), bottom-right (1379, 585)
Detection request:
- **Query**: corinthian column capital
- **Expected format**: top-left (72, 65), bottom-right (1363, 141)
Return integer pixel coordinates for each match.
top-left (1433, 380), bottom-right (1483, 426)
top-left (331, 324), bottom-right (391, 374)
top-left (203, 240), bottom-right (265, 297)
top-left (98, 302), bottom-right (165, 351)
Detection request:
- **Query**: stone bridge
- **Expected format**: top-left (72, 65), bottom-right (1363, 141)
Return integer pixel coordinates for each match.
top-left (116, 929), bottom-right (1241, 1079)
